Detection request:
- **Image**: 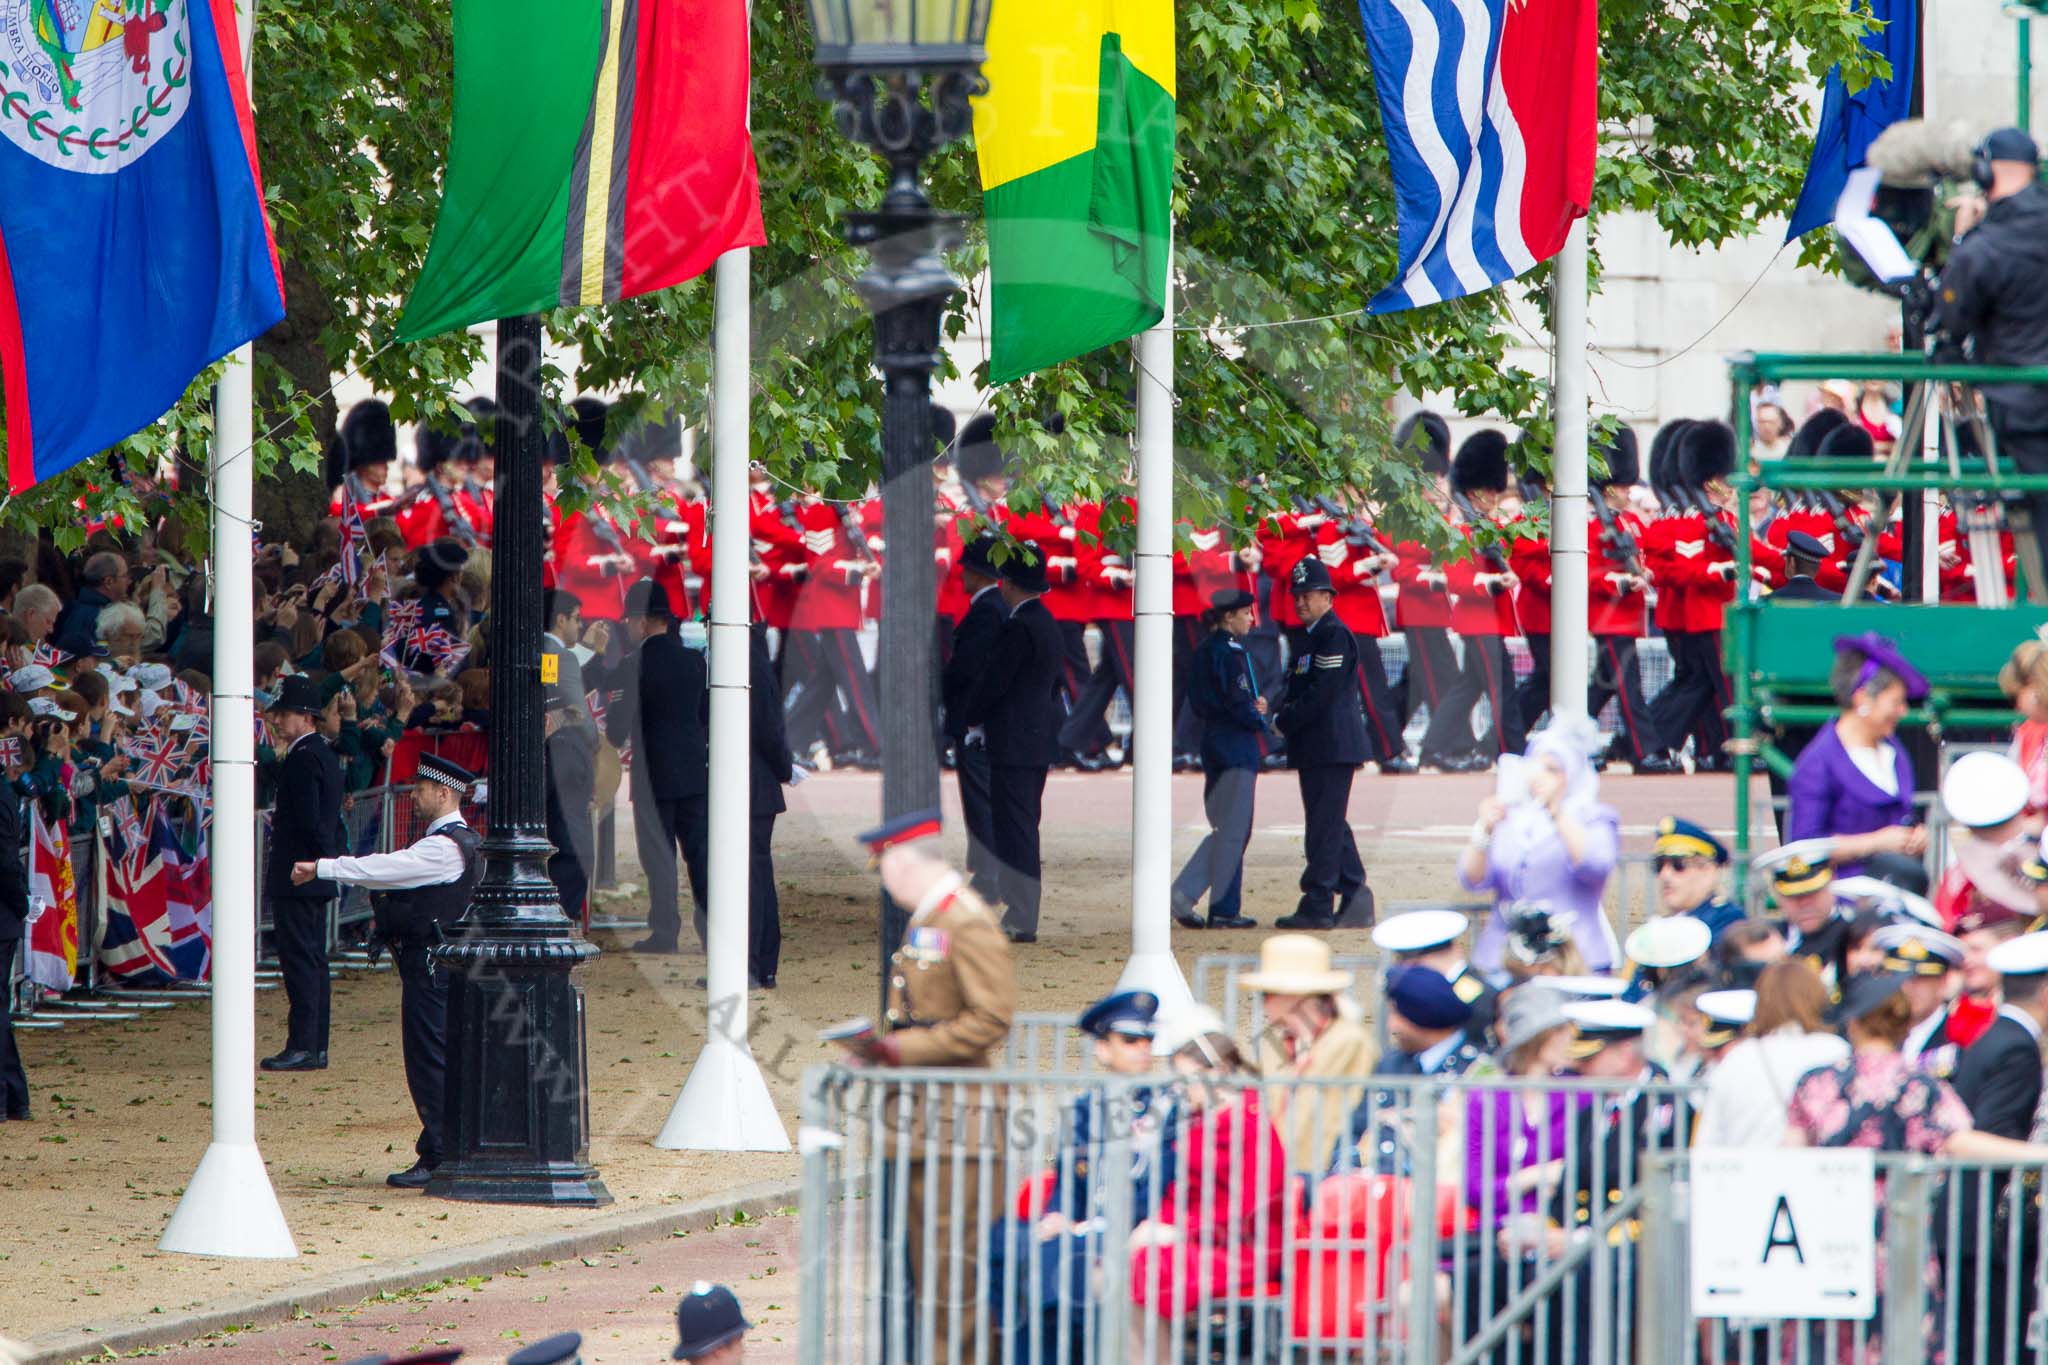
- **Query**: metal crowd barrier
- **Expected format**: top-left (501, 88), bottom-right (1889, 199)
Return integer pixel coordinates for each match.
top-left (797, 1066), bottom-right (1704, 1365)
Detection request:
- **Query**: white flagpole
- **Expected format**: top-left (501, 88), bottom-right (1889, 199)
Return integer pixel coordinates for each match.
top-left (655, 244), bottom-right (788, 1151)
top-left (161, 0), bottom-right (296, 1259)
top-left (1117, 250), bottom-right (1192, 1013)
top-left (1549, 219), bottom-right (1590, 721)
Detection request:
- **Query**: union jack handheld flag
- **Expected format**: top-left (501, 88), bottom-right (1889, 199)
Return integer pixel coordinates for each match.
top-left (380, 600), bottom-right (423, 668)
top-left (339, 480), bottom-right (369, 588)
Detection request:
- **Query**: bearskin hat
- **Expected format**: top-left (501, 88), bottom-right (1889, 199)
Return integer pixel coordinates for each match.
top-left (1646, 420), bottom-right (1695, 492)
top-left (1816, 421), bottom-right (1876, 461)
top-left (415, 421), bottom-right (461, 474)
top-left (570, 396), bottom-right (614, 465)
top-left (1450, 429), bottom-right (1511, 495)
top-left (1785, 407), bottom-right (1849, 459)
top-left (461, 395), bottom-right (498, 458)
top-left (340, 399), bottom-right (397, 473)
top-left (957, 412), bottom-right (1010, 485)
top-left (1394, 410), bottom-right (1452, 477)
top-left (1595, 425), bottom-right (1640, 488)
top-left (1678, 420), bottom-right (1738, 486)
top-left (931, 403), bottom-right (959, 461)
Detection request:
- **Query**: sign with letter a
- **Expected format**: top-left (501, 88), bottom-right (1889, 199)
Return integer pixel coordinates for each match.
top-left (1690, 1148), bottom-right (1875, 1320)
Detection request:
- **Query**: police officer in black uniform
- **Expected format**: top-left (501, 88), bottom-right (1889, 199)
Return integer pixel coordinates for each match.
top-left (672, 1281), bottom-right (753, 1362)
top-left (1274, 557), bottom-right (1372, 929)
top-left (262, 673), bottom-right (343, 1072)
top-left (1170, 588), bottom-right (1267, 930)
top-left (293, 753), bottom-right (482, 1188)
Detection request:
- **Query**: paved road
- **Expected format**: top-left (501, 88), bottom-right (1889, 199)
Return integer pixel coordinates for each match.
top-left (135, 1215), bottom-right (800, 1364)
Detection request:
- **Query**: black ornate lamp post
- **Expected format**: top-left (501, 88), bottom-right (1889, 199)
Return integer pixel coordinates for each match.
top-left (427, 313), bottom-right (610, 1207)
top-left (807, 0), bottom-right (990, 995)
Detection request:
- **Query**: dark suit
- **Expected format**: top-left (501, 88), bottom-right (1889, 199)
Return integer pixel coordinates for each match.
top-left (1275, 610), bottom-right (1370, 924)
top-left (943, 585), bottom-right (1006, 900)
top-left (1948, 1009), bottom-right (2044, 1365)
top-left (1768, 575), bottom-right (1835, 603)
top-left (0, 789), bottom-right (28, 1117)
top-left (606, 628), bottom-right (710, 947)
top-left (748, 629), bottom-right (795, 984)
top-left (544, 720), bottom-right (597, 919)
top-left (964, 593), bottom-right (1063, 936)
top-left (267, 732), bottom-right (342, 1055)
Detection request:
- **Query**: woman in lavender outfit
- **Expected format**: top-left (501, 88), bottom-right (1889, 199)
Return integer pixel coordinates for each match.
top-left (1460, 721), bottom-right (1622, 978)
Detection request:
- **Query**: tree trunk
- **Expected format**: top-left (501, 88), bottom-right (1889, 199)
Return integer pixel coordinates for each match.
top-left (252, 254), bottom-right (340, 549)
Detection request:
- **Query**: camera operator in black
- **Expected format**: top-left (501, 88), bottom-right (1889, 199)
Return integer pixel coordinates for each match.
top-left (1936, 128), bottom-right (2048, 561)
top-left (292, 753), bottom-right (482, 1188)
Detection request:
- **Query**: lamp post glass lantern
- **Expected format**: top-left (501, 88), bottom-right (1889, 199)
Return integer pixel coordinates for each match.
top-left (808, 0), bottom-right (988, 998)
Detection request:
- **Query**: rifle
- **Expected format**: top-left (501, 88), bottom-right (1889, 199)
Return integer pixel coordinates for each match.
top-left (1590, 492), bottom-right (1646, 578)
top-left (1309, 495), bottom-right (1395, 558)
top-left (1448, 488), bottom-right (1511, 592)
top-left (423, 473), bottom-right (480, 549)
top-left (1813, 489), bottom-right (1867, 550)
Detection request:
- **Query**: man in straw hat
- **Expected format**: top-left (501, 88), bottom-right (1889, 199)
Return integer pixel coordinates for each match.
top-left (1242, 932), bottom-right (1375, 1172)
top-left (293, 752), bottom-right (482, 1188)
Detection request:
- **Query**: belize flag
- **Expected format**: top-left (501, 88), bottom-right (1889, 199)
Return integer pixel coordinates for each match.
top-left (0, 0), bottom-right (284, 493)
top-left (1358, 0), bottom-right (1597, 314)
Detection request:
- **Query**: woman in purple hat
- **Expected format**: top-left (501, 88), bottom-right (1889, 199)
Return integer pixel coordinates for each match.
top-left (1784, 634), bottom-right (1930, 875)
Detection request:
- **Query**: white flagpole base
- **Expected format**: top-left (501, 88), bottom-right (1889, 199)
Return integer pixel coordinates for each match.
top-left (654, 1034), bottom-right (791, 1152)
top-left (1115, 950), bottom-right (1194, 1015)
top-left (158, 1141), bottom-right (297, 1259)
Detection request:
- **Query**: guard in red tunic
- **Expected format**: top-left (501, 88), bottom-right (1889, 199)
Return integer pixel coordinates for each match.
top-left (328, 399), bottom-right (404, 520)
top-left (1421, 431), bottom-right (1521, 769)
top-left (1585, 427), bottom-right (1675, 771)
top-left (554, 397), bottom-right (655, 624)
top-left (1388, 411), bottom-right (1459, 737)
top-left (783, 493), bottom-right (881, 763)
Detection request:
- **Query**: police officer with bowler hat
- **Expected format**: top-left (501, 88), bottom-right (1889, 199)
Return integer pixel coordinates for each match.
top-left (262, 672), bottom-right (343, 1072)
top-left (1274, 556), bottom-right (1372, 929)
top-left (292, 752), bottom-right (482, 1188)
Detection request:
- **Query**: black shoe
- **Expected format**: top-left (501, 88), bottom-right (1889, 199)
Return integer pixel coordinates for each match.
top-left (1061, 748), bottom-right (1106, 772)
top-left (386, 1160), bottom-right (438, 1190)
top-left (1003, 927), bottom-right (1038, 944)
top-left (1172, 898), bottom-right (1206, 930)
top-left (1378, 756), bottom-right (1417, 774)
top-left (260, 1049), bottom-right (326, 1072)
top-left (750, 974), bottom-right (776, 990)
top-left (1206, 915), bottom-right (1257, 930)
top-left (1444, 753), bottom-right (1493, 774)
top-left (1273, 912), bottom-right (1337, 930)
top-left (1634, 753), bottom-right (1683, 775)
top-left (1172, 752), bottom-right (1201, 773)
top-left (1261, 753), bottom-right (1290, 771)
top-left (631, 937), bottom-right (680, 955)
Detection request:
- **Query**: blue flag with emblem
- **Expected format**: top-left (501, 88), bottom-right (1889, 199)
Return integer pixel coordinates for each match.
top-left (0, 0), bottom-right (285, 491)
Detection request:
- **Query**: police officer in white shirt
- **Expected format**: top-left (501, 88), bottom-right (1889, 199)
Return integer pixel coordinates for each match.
top-left (292, 752), bottom-right (482, 1188)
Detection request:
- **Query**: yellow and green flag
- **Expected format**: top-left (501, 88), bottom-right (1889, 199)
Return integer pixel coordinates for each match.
top-left (972, 0), bottom-right (1174, 384)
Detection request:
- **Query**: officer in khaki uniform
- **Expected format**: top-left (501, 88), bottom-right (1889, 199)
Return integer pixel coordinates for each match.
top-left (835, 812), bottom-right (1016, 1365)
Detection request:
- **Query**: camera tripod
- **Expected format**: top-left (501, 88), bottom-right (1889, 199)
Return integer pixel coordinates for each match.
top-left (1841, 373), bottom-right (2048, 606)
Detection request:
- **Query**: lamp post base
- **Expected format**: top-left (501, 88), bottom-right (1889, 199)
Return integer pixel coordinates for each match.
top-left (426, 932), bottom-right (612, 1208)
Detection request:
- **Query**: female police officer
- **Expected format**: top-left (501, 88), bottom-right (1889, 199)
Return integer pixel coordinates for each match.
top-left (1170, 589), bottom-right (1268, 930)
